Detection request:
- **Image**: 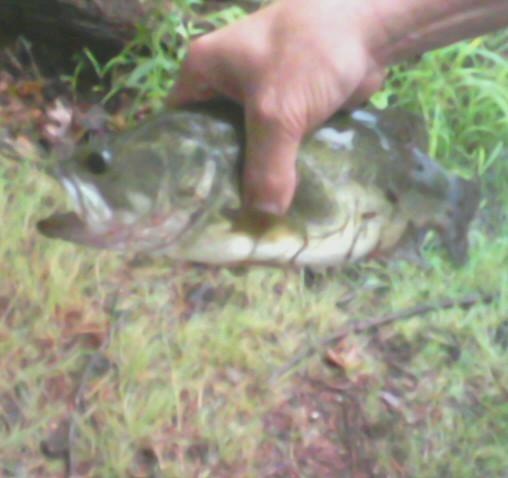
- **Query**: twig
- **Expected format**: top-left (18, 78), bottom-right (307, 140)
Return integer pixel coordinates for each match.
top-left (271, 293), bottom-right (496, 383)
top-left (66, 295), bottom-right (126, 477)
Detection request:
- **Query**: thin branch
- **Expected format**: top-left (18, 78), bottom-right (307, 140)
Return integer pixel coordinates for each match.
top-left (271, 293), bottom-right (496, 383)
top-left (66, 295), bottom-right (126, 477)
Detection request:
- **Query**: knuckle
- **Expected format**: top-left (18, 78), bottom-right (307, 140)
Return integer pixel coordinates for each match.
top-left (250, 89), bottom-right (285, 126)
top-left (188, 35), bottom-right (212, 59)
top-left (183, 36), bottom-right (215, 77)
top-left (249, 88), bottom-right (304, 140)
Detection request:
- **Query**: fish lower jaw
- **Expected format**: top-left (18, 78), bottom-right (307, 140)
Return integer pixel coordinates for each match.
top-left (76, 208), bottom-right (130, 237)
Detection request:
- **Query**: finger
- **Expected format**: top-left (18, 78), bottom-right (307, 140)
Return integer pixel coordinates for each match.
top-left (243, 101), bottom-right (302, 215)
top-left (167, 75), bottom-right (218, 107)
top-left (167, 39), bottom-right (219, 107)
top-left (167, 28), bottom-right (249, 107)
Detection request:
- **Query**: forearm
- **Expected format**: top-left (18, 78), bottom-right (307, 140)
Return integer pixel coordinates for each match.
top-left (368, 0), bottom-right (508, 65)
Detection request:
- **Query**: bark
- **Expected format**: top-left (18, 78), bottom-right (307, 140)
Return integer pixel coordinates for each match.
top-left (0, 0), bottom-right (265, 75)
top-left (0, 0), bottom-right (145, 60)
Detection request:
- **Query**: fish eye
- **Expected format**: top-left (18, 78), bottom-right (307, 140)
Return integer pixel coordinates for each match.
top-left (85, 151), bottom-right (109, 175)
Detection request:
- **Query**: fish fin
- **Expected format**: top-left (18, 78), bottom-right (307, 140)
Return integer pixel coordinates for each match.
top-left (390, 226), bottom-right (430, 268)
top-left (351, 107), bottom-right (429, 151)
top-left (439, 176), bottom-right (481, 264)
top-left (372, 224), bottom-right (429, 268)
top-left (374, 107), bottom-right (429, 150)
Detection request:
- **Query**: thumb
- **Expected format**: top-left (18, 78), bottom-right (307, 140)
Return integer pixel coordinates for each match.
top-left (243, 100), bottom-right (302, 215)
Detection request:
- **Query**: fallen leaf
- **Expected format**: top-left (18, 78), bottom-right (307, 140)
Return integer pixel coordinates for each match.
top-left (15, 80), bottom-right (45, 99)
top-left (42, 99), bottom-right (73, 144)
top-left (325, 340), bottom-right (365, 375)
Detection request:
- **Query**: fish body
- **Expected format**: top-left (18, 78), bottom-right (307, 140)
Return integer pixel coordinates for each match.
top-left (38, 101), bottom-right (479, 266)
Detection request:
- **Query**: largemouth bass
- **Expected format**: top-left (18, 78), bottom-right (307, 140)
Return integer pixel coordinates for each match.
top-left (38, 101), bottom-right (480, 266)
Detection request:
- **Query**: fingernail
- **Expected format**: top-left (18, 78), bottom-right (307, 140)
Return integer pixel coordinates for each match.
top-left (249, 199), bottom-right (285, 216)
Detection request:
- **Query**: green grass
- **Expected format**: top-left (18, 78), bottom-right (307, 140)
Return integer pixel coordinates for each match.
top-left (67, 0), bottom-right (251, 112)
top-left (1, 5), bottom-right (508, 476)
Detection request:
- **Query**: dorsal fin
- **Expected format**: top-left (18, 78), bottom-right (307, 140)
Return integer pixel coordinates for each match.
top-left (347, 107), bottom-right (429, 150)
top-left (369, 107), bottom-right (429, 150)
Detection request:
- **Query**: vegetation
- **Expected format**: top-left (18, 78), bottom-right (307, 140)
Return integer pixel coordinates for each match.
top-left (1, 2), bottom-right (507, 476)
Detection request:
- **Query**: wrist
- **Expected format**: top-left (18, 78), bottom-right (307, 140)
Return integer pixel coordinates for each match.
top-left (365, 0), bottom-right (443, 65)
top-left (366, 0), bottom-right (508, 66)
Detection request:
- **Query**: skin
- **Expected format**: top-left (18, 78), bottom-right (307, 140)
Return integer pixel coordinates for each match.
top-left (168, 0), bottom-right (508, 215)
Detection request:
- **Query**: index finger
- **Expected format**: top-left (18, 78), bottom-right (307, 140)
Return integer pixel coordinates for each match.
top-left (167, 44), bottom-right (219, 107)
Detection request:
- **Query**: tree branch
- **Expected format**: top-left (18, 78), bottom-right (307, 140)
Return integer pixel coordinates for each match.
top-left (271, 292), bottom-right (497, 382)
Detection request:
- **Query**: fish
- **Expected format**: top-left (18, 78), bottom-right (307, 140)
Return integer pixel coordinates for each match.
top-left (37, 101), bottom-right (480, 267)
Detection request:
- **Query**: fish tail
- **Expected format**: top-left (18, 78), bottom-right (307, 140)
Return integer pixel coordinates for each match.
top-left (439, 175), bottom-right (480, 264)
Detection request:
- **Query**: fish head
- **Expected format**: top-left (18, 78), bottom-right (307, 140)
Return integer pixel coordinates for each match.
top-left (38, 137), bottom-right (165, 248)
top-left (69, 140), bottom-right (164, 221)
top-left (38, 126), bottom-right (221, 251)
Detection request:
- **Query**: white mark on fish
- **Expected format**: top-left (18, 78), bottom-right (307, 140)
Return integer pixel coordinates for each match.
top-left (127, 191), bottom-right (152, 214)
top-left (224, 145), bottom-right (240, 157)
top-left (74, 178), bottom-right (113, 225)
top-left (377, 133), bottom-right (391, 151)
top-left (352, 110), bottom-right (391, 151)
top-left (102, 149), bottom-right (113, 164)
top-left (180, 231), bottom-right (256, 264)
top-left (352, 110), bottom-right (378, 125)
top-left (116, 210), bottom-right (140, 225)
top-left (61, 177), bottom-right (82, 216)
top-left (213, 120), bottom-right (234, 134)
top-left (250, 235), bottom-right (305, 263)
top-left (315, 128), bottom-right (356, 151)
top-left (195, 160), bottom-right (217, 199)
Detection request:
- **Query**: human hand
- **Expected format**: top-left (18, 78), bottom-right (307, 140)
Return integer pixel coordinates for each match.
top-left (168, 0), bottom-right (508, 214)
top-left (168, 0), bottom-right (387, 214)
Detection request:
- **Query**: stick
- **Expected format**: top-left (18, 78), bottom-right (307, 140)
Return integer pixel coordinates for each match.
top-left (270, 293), bottom-right (496, 383)
top-left (66, 296), bottom-right (126, 477)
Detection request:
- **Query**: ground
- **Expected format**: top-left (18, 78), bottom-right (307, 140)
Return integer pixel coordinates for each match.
top-left (1, 4), bottom-right (508, 477)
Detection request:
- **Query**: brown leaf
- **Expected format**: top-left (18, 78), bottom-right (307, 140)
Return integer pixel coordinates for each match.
top-left (15, 80), bottom-right (45, 99)
top-left (42, 99), bottom-right (73, 144)
top-left (325, 340), bottom-right (365, 374)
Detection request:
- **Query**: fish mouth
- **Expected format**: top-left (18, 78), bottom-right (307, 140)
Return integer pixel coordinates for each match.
top-left (58, 168), bottom-right (114, 228)
top-left (37, 168), bottom-right (118, 248)
top-left (37, 210), bottom-right (129, 249)
top-left (38, 166), bottom-right (211, 251)
top-left (38, 166), bottom-right (85, 239)
top-left (37, 211), bottom-right (86, 239)
top-left (37, 210), bottom-right (104, 247)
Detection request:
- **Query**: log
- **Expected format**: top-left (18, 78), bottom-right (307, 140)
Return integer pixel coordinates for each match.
top-left (0, 0), bottom-right (144, 62)
top-left (0, 1), bottom-right (264, 73)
